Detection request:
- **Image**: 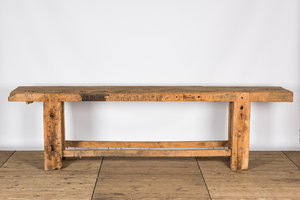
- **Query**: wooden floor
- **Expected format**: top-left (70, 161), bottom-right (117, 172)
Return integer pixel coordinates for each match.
top-left (0, 151), bottom-right (299, 199)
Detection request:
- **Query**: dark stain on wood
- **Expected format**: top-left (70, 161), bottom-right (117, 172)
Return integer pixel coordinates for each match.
top-left (81, 92), bottom-right (107, 101)
top-left (183, 94), bottom-right (195, 100)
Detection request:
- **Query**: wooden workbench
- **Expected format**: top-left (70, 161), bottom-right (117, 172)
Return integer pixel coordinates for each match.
top-left (8, 86), bottom-right (293, 171)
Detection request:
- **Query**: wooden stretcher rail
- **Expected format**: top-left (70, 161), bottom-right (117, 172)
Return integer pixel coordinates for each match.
top-left (64, 140), bottom-right (229, 148)
top-left (63, 149), bottom-right (231, 157)
top-left (8, 86), bottom-right (293, 171)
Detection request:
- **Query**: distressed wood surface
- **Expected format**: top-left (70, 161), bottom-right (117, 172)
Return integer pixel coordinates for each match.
top-left (63, 149), bottom-right (231, 158)
top-left (197, 151), bottom-right (300, 199)
top-left (0, 151), bottom-right (102, 200)
top-left (93, 157), bottom-right (210, 199)
top-left (8, 86), bottom-right (293, 102)
top-left (8, 86), bottom-right (293, 172)
top-left (230, 93), bottom-right (251, 171)
top-left (43, 95), bottom-right (63, 170)
top-left (65, 140), bottom-right (228, 148)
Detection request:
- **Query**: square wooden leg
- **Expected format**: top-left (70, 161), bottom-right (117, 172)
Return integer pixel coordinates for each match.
top-left (228, 102), bottom-right (234, 150)
top-left (61, 102), bottom-right (65, 151)
top-left (230, 93), bottom-right (251, 171)
top-left (43, 95), bottom-right (63, 170)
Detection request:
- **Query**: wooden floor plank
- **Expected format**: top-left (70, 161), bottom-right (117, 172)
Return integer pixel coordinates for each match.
top-left (283, 151), bottom-right (300, 169)
top-left (0, 151), bottom-right (102, 200)
top-left (0, 151), bottom-right (14, 167)
top-left (1, 151), bottom-right (300, 199)
top-left (197, 151), bottom-right (300, 199)
top-left (93, 157), bottom-right (210, 199)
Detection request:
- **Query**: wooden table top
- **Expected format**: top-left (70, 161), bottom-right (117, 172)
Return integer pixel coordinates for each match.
top-left (8, 86), bottom-right (293, 102)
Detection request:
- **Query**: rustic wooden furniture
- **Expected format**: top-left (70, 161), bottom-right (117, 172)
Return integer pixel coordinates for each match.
top-left (8, 86), bottom-right (293, 171)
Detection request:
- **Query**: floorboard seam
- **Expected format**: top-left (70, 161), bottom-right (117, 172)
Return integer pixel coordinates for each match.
top-left (0, 151), bottom-right (16, 168)
top-left (282, 151), bottom-right (300, 169)
top-left (91, 157), bottom-right (104, 200)
top-left (195, 157), bottom-right (212, 200)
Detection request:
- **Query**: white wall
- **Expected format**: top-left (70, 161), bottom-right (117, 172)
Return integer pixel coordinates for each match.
top-left (0, 0), bottom-right (299, 150)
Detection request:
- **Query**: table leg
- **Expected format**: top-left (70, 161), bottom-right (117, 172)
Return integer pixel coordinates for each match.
top-left (61, 102), bottom-right (65, 151)
top-left (43, 94), bottom-right (63, 170)
top-left (228, 102), bottom-right (234, 149)
top-left (230, 93), bottom-right (251, 171)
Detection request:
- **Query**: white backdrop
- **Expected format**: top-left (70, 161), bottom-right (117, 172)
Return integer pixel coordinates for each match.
top-left (0, 0), bottom-right (299, 150)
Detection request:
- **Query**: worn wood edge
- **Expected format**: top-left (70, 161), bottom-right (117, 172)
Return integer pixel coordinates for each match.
top-left (57, 92), bottom-right (239, 102)
top-left (9, 92), bottom-right (293, 102)
top-left (8, 93), bottom-right (82, 102)
top-left (103, 92), bottom-right (237, 102)
top-left (8, 93), bottom-right (45, 102)
top-left (249, 91), bottom-right (293, 102)
top-left (8, 86), bottom-right (293, 102)
top-left (64, 140), bottom-right (229, 148)
top-left (63, 149), bottom-right (231, 157)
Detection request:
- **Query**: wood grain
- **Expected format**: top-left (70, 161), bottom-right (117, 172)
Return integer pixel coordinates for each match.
top-left (283, 151), bottom-right (300, 169)
top-left (43, 94), bottom-right (63, 170)
top-left (228, 102), bottom-right (233, 149)
top-left (197, 151), bottom-right (300, 199)
top-left (63, 149), bottom-right (231, 157)
top-left (230, 93), bottom-right (250, 171)
top-left (93, 157), bottom-right (210, 199)
top-left (1, 151), bottom-right (299, 199)
top-left (8, 86), bottom-right (293, 171)
top-left (0, 151), bottom-right (102, 200)
top-left (61, 102), bottom-right (65, 151)
top-left (0, 151), bottom-right (14, 167)
top-left (64, 140), bottom-right (228, 148)
top-left (8, 86), bottom-right (293, 102)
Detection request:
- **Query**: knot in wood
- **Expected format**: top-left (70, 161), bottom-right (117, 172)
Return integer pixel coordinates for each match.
top-left (50, 113), bottom-right (55, 119)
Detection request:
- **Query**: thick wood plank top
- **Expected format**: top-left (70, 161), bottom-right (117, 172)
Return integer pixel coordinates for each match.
top-left (8, 86), bottom-right (293, 102)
